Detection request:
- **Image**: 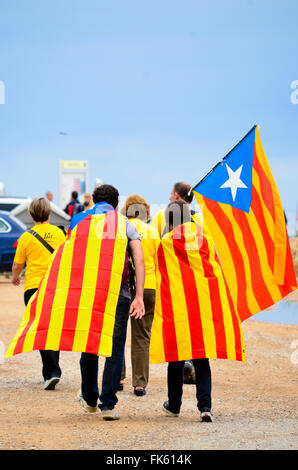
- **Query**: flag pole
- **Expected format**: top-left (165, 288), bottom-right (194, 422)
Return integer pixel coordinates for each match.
top-left (190, 124), bottom-right (258, 195)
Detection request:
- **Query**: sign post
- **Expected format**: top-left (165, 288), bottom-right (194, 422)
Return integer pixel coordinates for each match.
top-left (59, 160), bottom-right (88, 210)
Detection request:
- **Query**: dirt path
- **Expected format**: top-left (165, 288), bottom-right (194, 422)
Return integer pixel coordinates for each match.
top-left (0, 277), bottom-right (297, 450)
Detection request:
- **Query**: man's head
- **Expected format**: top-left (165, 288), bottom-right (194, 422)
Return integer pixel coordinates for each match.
top-left (121, 194), bottom-right (150, 222)
top-left (71, 191), bottom-right (78, 201)
top-left (46, 191), bottom-right (53, 202)
top-left (165, 200), bottom-right (191, 233)
top-left (169, 182), bottom-right (193, 204)
top-left (92, 184), bottom-right (119, 209)
top-left (29, 197), bottom-right (51, 223)
top-left (83, 193), bottom-right (92, 207)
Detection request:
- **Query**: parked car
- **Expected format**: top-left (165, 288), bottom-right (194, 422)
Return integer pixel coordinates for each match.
top-left (0, 211), bottom-right (26, 273)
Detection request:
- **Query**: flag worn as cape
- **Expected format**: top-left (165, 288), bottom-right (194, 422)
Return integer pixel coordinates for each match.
top-left (149, 221), bottom-right (246, 364)
top-left (192, 126), bottom-right (297, 322)
top-left (6, 210), bottom-right (127, 358)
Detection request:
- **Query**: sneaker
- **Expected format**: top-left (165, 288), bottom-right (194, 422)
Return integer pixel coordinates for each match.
top-left (78, 393), bottom-right (98, 413)
top-left (101, 409), bottom-right (120, 421)
top-left (200, 410), bottom-right (213, 422)
top-left (43, 377), bottom-right (60, 390)
top-left (162, 401), bottom-right (179, 417)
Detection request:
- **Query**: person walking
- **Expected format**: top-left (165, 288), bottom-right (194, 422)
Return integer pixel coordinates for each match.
top-left (70, 185), bottom-right (146, 420)
top-left (11, 197), bottom-right (66, 390)
top-left (153, 200), bottom-right (213, 422)
top-left (120, 195), bottom-right (159, 396)
top-left (64, 191), bottom-right (84, 218)
top-left (151, 182), bottom-right (203, 384)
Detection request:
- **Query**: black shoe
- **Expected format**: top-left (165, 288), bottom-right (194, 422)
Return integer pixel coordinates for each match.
top-left (162, 401), bottom-right (179, 417)
top-left (134, 388), bottom-right (146, 397)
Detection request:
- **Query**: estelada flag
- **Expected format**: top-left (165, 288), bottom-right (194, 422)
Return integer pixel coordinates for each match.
top-left (149, 221), bottom-right (246, 364)
top-left (5, 211), bottom-right (127, 358)
top-left (192, 125), bottom-right (297, 322)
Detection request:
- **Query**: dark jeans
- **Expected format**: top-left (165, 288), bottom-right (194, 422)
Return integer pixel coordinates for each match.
top-left (167, 358), bottom-right (212, 413)
top-left (80, 295), bottom-right (130, 409)
top-left (24, 288), bottom-right (61, 381)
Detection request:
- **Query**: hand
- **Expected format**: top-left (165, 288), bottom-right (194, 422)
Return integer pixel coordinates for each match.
top-left (11, 276), bottom-right (21, 286)
top-left (129, 296), bottom-right (145, 320)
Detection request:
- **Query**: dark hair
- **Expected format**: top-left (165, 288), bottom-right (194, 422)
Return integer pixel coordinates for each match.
top-left (71, 191), bottom-right (78, 200)
top-left (165, 200), bottom-right (191, 233)
top-left (173, 182), bottom-right (193, 203)
top-left (92, 184), bottom-right (119, 209)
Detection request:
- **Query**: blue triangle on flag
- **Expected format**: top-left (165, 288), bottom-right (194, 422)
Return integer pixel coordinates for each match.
top-left (193, 128), bottom-right (255, 213)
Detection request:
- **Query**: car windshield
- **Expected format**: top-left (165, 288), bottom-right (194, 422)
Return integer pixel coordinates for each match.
top-left (7, 214), bottom-right (27, 231)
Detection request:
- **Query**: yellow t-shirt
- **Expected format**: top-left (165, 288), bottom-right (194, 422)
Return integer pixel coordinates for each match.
top-left (14, 223), bottom-right (66, 291)
top-left (129, 218), bottom-right (160, 290)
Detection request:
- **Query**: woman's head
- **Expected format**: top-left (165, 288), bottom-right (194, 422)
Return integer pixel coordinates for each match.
top-left (29, 197), bottom-right (51, 223)
top-left (121, 194), bottom-right (150, 222)
top-left (165, 200), bottom-right (191, 233)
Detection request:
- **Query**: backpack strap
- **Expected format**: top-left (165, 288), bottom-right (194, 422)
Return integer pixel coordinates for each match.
top-left (27, 230), bottom-right (55, 254)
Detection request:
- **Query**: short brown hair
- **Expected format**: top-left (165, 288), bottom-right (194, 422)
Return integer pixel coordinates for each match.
top-left (121, 195), bottom-right (150, 222)
top-left (173, 182), bottom-right (193, 203)
top-left (29, 197), bottom-right (51, 222)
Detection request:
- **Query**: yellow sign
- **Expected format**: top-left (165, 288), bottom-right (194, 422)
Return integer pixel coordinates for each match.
top-left (60, 160), bottom-right (88, 169)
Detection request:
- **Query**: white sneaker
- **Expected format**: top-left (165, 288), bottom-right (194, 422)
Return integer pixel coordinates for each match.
top-left (200, 410), bottom-right (213, 422)
top-left (78, 392), bottom-right (98, 413)
top-left (43, 377), bottom-right (60, 390)
top-left (101, 409), bottom-right (120, 421)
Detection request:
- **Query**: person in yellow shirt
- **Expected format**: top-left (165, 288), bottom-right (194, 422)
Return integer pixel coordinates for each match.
top-left (12, 197), bottom-right (66, 390)
top-left (120, 195), bottom-right (159, 396)
top-left (150, 181), bottom-right (205, 240)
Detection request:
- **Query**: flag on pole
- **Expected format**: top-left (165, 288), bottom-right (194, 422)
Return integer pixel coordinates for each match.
top-left (192, 125), bottom-right (297, 322)
top-left (149, 221), bottom-right (246, 364)
top-left (5, 211), bottom-right (127, 358)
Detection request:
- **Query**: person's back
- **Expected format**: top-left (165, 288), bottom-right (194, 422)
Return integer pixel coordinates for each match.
top-left (12, 197), bottom-right (66, 391)
top-left (129, 218), bottom-right (159, 290)
top-left (15, 223), bottom-right (66, 291)
top-left (64, 190), bottom-right (84, 218)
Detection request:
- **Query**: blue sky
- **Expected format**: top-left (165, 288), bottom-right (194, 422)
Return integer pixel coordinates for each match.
top-left (0, 0), bottom-right (297, 233)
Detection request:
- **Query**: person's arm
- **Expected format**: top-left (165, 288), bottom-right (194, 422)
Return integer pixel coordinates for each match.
top-left (129, 239), bottom-right (145, 319)
top-left (11, 261), bottom-right (25, 286)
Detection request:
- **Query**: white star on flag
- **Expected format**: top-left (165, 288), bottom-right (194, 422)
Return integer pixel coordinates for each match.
top-left (220, 164), bottom-right (247, 201)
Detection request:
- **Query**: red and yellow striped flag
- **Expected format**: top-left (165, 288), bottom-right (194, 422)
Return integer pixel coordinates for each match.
top-left (149, 222), bottom-right (246, 364)
top-left (5, 211), bottom-right (127, 358)
top-left (192, 126), bottom-right (297, 322)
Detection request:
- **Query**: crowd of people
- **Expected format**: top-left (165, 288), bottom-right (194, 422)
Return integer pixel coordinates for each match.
top-left (11, 182), bottom-right (214, 423)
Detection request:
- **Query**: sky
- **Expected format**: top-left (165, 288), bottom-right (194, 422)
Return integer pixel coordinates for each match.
top-left (0, 0), bottom-right (298, 234)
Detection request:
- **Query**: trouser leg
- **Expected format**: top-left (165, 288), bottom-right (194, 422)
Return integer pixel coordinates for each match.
top-left (131, 289), bottom-right (155, 388)
top-left (80, 353), bottom-right (99, 407)
top-left (39, 350), bottom-right (61, 381)
top-left (192, 358), bottom-right (212, 411)
top-left (167, 360), bottom-right (185, 414)
top-left (98, 296), bottom-right (130, 410)
top-left (24, 288), bottom-right (61, 382)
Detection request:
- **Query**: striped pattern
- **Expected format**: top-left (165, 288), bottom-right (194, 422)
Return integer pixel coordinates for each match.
top-left (193, 127), bottom-right (297, 322)
top-left (6, 211), bottom-right (127, 358)
top-left (149, 222), bottom-right (246, 364)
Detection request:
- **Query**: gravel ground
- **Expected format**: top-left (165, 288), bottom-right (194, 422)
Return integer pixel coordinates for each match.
top-left (0, 278), bottom-right (297, 450)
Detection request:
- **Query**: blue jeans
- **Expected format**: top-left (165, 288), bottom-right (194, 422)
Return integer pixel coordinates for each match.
top-left (80, 295), bottom-right (130, 410)
top-left (167, 358), bottom-right (212, 413)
